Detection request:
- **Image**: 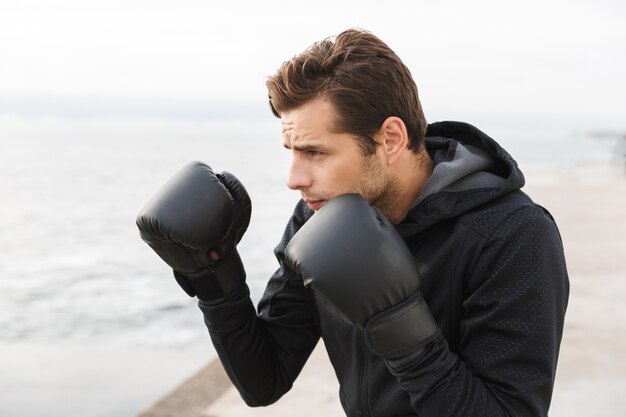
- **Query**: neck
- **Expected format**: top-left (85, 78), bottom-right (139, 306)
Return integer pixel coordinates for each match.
top-left (384, 147), bottom-right (433, 224)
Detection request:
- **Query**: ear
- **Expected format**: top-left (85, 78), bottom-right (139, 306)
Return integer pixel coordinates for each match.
top-left (377, 116), bottom-right (409, 165)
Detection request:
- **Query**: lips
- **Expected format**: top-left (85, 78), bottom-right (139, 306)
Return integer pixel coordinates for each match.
top-left (304, 199), bottom-right (325, 211)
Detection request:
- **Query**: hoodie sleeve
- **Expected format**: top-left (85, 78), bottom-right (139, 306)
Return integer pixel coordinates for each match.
top-left (383, 203), bottom-right (569, 416)
top-left (198, 200), bottom-right (320, 406)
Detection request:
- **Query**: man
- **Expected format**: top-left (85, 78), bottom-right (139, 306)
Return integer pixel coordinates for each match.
top-left (137, 28), bottom-right (569, 416)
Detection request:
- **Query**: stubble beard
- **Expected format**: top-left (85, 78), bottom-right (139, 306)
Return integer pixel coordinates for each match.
top-left (357, 153), bottom-right (399, 218)
top-left (305, 152), bottom-right (399, 217)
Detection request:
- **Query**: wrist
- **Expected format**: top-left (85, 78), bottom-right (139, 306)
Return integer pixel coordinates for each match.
top-left (198, 281), bottom-right (249, 307)
top-left (364, 292), bottom-right (438, 358)
top-left (174, 250), bottom-right (246, 303)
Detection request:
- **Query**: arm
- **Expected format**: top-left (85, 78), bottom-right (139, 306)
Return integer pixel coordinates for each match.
top-left (388, 205), bottom-right (569, 416)
top-left (136, 164), bottom-right (319, 406)
top-left (285, 194), bottom-right (569, 416)
top-left (199, 200), bottom-right (320, 406)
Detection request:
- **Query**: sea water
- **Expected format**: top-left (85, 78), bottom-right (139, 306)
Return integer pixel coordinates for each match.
top-left (0, 114), bottom-right (621, 417)
top-left (0, 115), bottom-right (299, 417)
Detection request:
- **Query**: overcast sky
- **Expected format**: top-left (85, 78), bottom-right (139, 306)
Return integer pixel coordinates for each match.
top-left (1, 0), bottom-right (624, 129)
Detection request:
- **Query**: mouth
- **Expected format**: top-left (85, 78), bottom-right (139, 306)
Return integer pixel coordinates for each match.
top-left (303, 199), bottom-right (326, 211)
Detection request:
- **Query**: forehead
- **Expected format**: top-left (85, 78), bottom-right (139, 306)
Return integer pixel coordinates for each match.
top-left (281, 98), bottom-right (336, 140)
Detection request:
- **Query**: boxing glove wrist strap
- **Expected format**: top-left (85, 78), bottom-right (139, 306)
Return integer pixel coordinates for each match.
top-left (174, 251), bottom-right (246, 303)
top-left (365, 292), bottom-right (438, 358)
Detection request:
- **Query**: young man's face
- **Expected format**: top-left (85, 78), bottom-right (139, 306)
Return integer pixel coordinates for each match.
top-left (281, 97), bottom-right (394, 212)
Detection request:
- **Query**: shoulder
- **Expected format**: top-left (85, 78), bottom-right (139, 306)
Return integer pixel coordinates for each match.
top-left (461, 191), bottom-right (567, 294)
top-left (457, 190), bottom-right (556, 240)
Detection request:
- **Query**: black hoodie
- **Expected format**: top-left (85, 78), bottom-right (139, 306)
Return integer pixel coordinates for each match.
top-left (200, 121), bottom-right (569, 417)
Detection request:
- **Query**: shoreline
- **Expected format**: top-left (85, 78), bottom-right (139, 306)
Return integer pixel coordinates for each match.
top-left (0, 340), bottom-right (211, 417)
top-left (137, 359), bottom-right (233, 417)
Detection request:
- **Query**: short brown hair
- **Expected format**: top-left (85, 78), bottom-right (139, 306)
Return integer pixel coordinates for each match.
top-left (266, 28), bottom-right (427, 154)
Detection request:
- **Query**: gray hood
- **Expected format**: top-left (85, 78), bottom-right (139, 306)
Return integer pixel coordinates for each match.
top-left (397, 121), bottom-right (525, 236)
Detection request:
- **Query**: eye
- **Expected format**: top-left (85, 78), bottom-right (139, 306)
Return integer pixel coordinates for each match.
top-left (307, 150), bottom-right (322, 157)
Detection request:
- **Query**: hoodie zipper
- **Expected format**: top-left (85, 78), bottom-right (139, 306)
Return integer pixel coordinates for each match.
top-left (358, 330), bottom-right (371, 417)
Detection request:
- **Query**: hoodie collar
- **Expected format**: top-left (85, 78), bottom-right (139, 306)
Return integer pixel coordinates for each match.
top-left (396, 121), bottom-right (525, 236)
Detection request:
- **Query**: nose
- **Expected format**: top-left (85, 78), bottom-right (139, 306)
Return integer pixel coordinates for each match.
top-left (286, 157), bottom-right (312, 190)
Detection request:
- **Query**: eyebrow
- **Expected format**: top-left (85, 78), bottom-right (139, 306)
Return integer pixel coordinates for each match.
top-left (283, 142), bottom-right (324, 152)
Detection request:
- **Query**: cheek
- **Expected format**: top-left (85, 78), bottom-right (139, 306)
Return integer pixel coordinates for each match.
top-left (326, 160), bottom-right (366, 193)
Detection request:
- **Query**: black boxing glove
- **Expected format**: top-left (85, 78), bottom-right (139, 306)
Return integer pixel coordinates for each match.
top-left (136, 161), bottom-right (251, 303)
top-left (284, 194), bottom-right (437, 357)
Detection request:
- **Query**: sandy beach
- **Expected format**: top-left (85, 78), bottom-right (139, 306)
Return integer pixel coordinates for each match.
top-left (138, 158), bottom-right (626, 417)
